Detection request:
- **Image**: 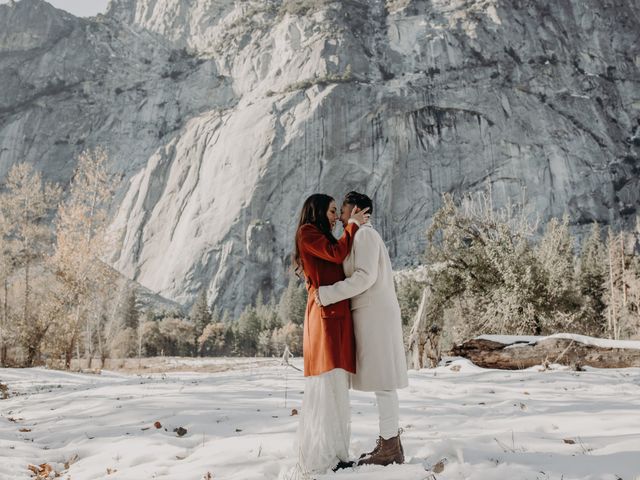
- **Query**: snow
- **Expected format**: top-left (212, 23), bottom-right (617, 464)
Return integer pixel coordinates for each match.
top-left (2, 358), bottom-right (640, 480)
top-left (478, 333), bottom-right (640, 350)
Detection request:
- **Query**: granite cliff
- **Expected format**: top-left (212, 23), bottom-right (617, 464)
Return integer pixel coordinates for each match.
top-left (1, 0), bottom-right (639, 313)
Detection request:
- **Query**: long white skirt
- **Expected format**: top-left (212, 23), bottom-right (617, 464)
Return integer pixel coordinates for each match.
top-left (295, 368), bottom-right (351, 474)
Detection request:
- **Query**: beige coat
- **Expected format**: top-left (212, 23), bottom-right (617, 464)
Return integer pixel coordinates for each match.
top-left (318, 224), bottom-right (409, 392)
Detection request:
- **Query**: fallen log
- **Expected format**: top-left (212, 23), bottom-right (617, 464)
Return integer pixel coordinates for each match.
top-left (450, 334), bottom-right (640, 369)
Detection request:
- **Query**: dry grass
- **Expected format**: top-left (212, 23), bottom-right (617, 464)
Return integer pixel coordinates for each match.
top-left (68, 356), bottom-right (280, 375)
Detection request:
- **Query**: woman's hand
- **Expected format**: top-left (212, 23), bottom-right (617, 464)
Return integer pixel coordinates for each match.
top-left (350, 206), bottom-right (370, 225)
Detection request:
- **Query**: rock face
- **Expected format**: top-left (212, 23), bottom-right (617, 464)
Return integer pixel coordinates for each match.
top-left (1, 0), bottom-right (639, 313)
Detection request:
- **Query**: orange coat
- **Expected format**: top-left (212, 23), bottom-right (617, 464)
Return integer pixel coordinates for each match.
top-left (297, 222), bottom-right (359, 376)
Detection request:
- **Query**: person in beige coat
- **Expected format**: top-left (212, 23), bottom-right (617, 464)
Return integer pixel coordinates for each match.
top-left (315, 191), bottom-right (409, 467)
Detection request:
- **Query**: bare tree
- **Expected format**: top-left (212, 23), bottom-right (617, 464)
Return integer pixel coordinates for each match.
top-left (49, 149), bottom-right (114, 369)
top-left (0, 211), bottom-right (10, 366)
top-left (0, 163), bottom-right (60, 366)
top-left (605, 228), bottom-right (640, 340)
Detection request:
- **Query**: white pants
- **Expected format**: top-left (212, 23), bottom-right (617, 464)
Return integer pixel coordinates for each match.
top-left (296, 368), bottom-right (351, 474)
top-left (375, 390), bottom-right (399, 439)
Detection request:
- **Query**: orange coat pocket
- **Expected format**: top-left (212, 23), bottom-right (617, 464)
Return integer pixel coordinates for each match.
top-left (320, 305), bottom-right (341, 319)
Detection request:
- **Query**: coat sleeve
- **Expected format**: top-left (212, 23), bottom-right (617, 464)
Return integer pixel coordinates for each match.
top-left (298, 222), bottom-right (359, 264)
top-left (317, 228), bottom-right (379, 306)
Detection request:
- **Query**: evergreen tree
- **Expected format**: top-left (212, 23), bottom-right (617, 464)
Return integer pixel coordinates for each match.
top-left (604, 228), bottom-right (640, 339)
top-left (395, 278), bottom-right (427, 326)
top-left (256, 329), bottom-right (272, 357)
top-left (577, 223), bottom-right (607, 335)
top-left (255, 290), bottom-right (264, 308)
top-left (425, 192), bottom-right (589, 339)
top-left (533, 215), bottom-right (581, 333)
top-left (223, 320), bottom-right (235, 355)
top-left (122, 290), bottom-right (139, 330)
top-left (426, 192), bottom-right (541, 337)
top-left (211, 306), bottom-right (221, 325)
top-left (236, 305), bottom-right (261, 355)
top-left (278, 275), bottom-right (307, 326)
top-left (190, 289), bottom-right (212, 356)
top-left (257, 297), bottom-right (281, 332)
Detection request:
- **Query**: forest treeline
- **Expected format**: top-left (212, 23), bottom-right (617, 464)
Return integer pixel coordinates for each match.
top-left (0, 152), bottom-right (638, 369)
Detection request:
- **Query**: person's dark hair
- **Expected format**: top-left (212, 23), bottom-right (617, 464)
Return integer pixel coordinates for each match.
top-left (293, 193), bottom-right (337, 277)
top-left (343, 191), bottom-right (373, 216)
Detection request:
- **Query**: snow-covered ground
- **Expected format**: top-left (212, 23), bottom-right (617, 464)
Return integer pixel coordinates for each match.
top-left (1, 358), bottom-right (640, 480)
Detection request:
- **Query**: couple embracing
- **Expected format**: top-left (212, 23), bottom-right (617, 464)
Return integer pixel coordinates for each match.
top-left (293, 192), bottom-right (408, 474)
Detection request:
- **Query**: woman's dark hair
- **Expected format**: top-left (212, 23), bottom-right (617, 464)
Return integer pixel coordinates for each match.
top-left (343, 191), bottom-right (373, 216)
top-left (293, 193), bottom-right (337, 277)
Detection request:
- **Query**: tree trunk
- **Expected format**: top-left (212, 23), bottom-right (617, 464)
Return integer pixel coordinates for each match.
top-left (608, 237), bottom-right (617, 339)
top-left (24, 261), bottom-right (29, 328)
top-left (451, 336), bottom-right (640, 369)
top-left (138, 325), bottom-right (142, 368)
top-left (76, 339), bottom-right (81, 370)
top-left (65, 331), bottom-right (78, 370)
top-left (0, 278), bottom-right (6, 367)
top-left (407, 289), bottom-right (428, 369)
top-left (86, 313), bottom-right (93, 369)
top-left (65, 348), bottom-right (72, 370)
top-left (426, 326), bottom-right (441, 368)
top-left (26, 343), bottom-right (38, 367)
top-left (407, 288), bottom-right (444, 369)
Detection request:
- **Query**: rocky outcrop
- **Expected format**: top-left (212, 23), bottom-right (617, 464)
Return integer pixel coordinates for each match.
top-left (1, 0), bottom-right (639, 314)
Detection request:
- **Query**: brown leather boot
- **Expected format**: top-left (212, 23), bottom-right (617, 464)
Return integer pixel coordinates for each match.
top-left (357, 432), bottom-right (404, 466)
top-left (359, 428), bottom-right (404, 460)
top-left (359, 436), bottom-right (382, 459)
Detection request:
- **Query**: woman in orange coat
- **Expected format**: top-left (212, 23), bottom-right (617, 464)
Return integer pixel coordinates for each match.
top-left (293, 193), bottom-right (369, 474)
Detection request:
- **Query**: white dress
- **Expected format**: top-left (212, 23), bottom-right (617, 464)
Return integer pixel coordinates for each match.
top-left (294, 368), bottom-right (351, 475)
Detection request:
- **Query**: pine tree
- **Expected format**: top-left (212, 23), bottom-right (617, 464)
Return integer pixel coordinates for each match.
top-left (604, 228), bottom-right (640, 339)
top-left (122, 290), bottom-right (139, 331)
top-left (237, 305), bottom-right (261, 355)
top-left (257, 297), bottom-right (281, 332)
top-left (605, 228), bottom-right (624, 339)
top-left (426, 192), bottom-right (542, 337)
top-left (256, 329), bottom-right (272, 357)
top-left (223, 319), bottom-right (235, 355)
top-left (210, 306), bottom-right (221, 330)
top-left (0, 163), bottom-right (61, 366)
top-left (190, 289), bottom-right (212, 356)
top-left (278, 275), bottom-right (307, 326)
top-left (577, 223), bottom-right (607, 335)
top-left (533, 214), bottom-right (581, 333)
